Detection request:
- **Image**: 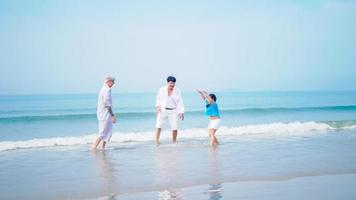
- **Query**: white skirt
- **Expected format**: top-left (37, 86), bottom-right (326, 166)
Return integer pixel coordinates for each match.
top-left (208, 118), bottom-right (221, 130)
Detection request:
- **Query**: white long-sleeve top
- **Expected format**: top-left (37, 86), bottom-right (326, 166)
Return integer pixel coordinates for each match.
top-left (155, 86), bottom-right (185, 114)
top-left (97, 84), bottom-right (113, 121)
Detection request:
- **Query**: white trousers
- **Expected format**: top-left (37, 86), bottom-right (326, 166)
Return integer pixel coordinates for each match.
top-left (156, 110), bottom-right (178, 130)
top-left (98, 119), bottom-right (113, 142)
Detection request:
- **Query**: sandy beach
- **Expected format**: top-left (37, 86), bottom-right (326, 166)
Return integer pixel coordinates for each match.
top-left (116, 174), bottom-right (356, 200)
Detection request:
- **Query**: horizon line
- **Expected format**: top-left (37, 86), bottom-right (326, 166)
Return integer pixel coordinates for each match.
top-left (1, 89), bottom-right (356, 96)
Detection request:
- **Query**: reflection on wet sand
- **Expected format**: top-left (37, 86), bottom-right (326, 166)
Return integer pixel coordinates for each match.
top-left (207, 146), bottom-right (223, 200)
top-left (208, 183), bottom-right (222, 200)
top-left (154, 145), bottom-right (223, 200)
top-left (158, 189), bottom-right (182, 200)
top-left (92, 150), bottom-right (118, 199)
top-left (155, 146), bottom-right (184, 200)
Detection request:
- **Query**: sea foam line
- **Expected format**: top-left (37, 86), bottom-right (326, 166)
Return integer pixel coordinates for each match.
top-left (0, 121), bottom-right (354, 151)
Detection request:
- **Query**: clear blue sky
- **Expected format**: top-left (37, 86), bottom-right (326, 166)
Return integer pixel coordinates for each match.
top-left (0, 0), bottom-right (355, 94)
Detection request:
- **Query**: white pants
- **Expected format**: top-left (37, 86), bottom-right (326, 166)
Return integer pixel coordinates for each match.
top-left (156, 110), bottom-right (178, 130)
top-left (208, 119), bottom-right (221, 130)
top-left (98, 119), bottom-right (113, 142)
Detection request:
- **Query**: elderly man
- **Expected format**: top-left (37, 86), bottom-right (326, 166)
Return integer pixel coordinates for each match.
top-left (92, 75), bottom-right (117, 150)
top-left (155, 76), bottom-right (185, 145)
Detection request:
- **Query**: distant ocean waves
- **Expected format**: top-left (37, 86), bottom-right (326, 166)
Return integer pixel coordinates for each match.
top-left (1, 105), bottom-right (356, 123)
top-left (1, 120), bottom-right (355, 151)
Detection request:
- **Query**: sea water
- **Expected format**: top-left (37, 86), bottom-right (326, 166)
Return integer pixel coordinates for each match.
top-left (0, 91), bottom-right (356, 199)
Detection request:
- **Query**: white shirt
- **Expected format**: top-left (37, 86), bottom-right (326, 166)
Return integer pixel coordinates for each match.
top-left (97, 84), bottom-right (112, 121)
top-left (155, 86), bottom-right (184, 114)
top-left (166, 95), bottom-right (176, 109)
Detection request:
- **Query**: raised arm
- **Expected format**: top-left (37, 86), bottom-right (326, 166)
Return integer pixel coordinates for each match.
top-left (197, 89), bottom-right (208, 101)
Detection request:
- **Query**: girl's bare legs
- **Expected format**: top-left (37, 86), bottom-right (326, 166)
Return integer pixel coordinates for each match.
top-left (209, 129), bottom-right (219, 146)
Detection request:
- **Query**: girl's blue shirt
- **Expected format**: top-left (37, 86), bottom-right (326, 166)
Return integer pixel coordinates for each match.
top-left (205, 100), bottom-right (221, 118)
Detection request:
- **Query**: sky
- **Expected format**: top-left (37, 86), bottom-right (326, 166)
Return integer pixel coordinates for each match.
top-left (0, 0), bottom-right (356, 94)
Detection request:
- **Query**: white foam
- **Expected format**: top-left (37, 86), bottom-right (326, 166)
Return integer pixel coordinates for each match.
top-left (0, 121), bottom-right (353, 152)
top-left (343, 125), bottom-right (356, 130)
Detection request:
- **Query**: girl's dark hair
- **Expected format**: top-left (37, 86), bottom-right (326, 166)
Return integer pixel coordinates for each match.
top-left (206, 94), bottom-right (217, 108)
top-left (209, 94), bottom-right (217, 102)
top-left (167, 76), bottom-right (176, 83)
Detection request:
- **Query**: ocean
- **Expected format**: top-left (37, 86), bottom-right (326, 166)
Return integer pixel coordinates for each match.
top-left (1, 91), bottom-right (356, 199)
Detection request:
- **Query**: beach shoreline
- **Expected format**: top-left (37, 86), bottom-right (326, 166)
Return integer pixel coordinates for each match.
top-left (92, 173), bottom-right (356, 200)
top-left (1, 128), bottom-right (356, 200)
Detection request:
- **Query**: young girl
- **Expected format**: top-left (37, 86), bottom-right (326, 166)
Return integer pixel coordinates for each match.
top-left (197, 90), bottom-right (220, 146)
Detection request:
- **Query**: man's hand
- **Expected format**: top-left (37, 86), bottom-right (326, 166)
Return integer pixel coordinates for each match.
top-left (178, 113), bottom-right (184, 121)
top-left (156, 107), bottom-right (161, 115)
top-left (111, 116), bottom-right (117, 124)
